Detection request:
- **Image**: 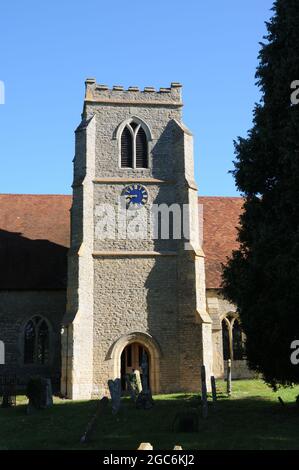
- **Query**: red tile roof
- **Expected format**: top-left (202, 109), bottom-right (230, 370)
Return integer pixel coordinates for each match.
top-left (198, 196), bottom-right (244, 288)
top-left (0, 194), bottom-right (71, 289)
top-left (0, 194), bottom-right (243, 289)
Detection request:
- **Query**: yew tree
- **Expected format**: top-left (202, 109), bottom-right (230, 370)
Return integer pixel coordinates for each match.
top-left (222, 0), bottom-right (299, 389)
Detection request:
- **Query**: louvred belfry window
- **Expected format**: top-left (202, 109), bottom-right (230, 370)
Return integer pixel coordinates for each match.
top-left (121, 126), bottom-right (133, 168)
top-left (136, 127), bottom-right (148, 168)
top-left (120, 121), bottom-right (149, 169)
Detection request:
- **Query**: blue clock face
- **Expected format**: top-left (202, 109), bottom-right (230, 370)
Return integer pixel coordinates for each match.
top-left (122, 184), bottom-right (148, 209)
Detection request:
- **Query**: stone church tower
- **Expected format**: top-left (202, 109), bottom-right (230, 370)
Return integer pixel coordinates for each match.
top-left (61, 79), bottom-right (213, 399)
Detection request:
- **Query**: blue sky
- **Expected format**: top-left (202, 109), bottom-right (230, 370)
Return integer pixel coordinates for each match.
top-left (0, 0), bottom-right (274, 196)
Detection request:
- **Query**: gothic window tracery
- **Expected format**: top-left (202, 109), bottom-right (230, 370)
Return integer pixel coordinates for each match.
top-left (23, 316), bottom-right (50, 365)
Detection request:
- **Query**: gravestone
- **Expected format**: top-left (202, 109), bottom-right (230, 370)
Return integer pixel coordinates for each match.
top-left (211, 375), bottom-right (217, 409)
top-left (80, 396), bottom-right (109, 443)
top-left (108, 378), bottom-right (121, 414)
top-left (0, 375), bottom-right (16, 408)
top-left (26, 377), bottom-right (53, 414)
top-left (44, 379), bottom-right (53, 408)
top-left (201, 365), bottom-right (208, 419)
top-left (125, 373), bottom-right (139, 402)
top-left (133, 369), bottom-right (142, 393)
top-left (227, 359), bottom-right (232, 396)
top-left (141, 352), bottom-right (149, 392)
top-left (136, 352), bottom-right (154, 409)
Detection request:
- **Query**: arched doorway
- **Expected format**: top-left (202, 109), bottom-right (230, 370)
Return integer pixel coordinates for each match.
top-left (120, 342), bottom-right (150, 391)
top-left (107, 332), bottom-right (161, 394)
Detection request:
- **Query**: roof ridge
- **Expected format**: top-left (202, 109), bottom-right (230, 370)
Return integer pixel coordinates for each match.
top-left (198, 195), bottom-right (243, 199)
top-left (0, 193), bottom-right (72, 197)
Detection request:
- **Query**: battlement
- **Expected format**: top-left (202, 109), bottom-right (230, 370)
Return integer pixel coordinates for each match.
top-left (84, 78), bottom-right (183, 106)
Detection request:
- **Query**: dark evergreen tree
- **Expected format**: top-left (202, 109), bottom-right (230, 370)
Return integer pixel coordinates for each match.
top-left (222, 0), bottom-right (299, 389)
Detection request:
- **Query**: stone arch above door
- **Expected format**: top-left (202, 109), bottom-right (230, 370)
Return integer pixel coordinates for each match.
top-left (106, 332), bottom-right (162, 394)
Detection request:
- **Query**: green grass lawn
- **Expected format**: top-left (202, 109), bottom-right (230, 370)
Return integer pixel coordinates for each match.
top-left (0, 379), bottom-right (298, 450)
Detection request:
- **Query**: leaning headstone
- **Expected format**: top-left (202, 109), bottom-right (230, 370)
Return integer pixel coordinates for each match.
top-left (133, 370), bottom-right (142, 393)
top-left (211, 376), bottom-right (217, 408)
top-left (141, 352), bottom-right (149, 392)
top-left (201, 365), bottom-right (208, 419)
top-left (80, 396), bottom-right (109, 443)
top-left (108, 378), bottom-right (121, 414)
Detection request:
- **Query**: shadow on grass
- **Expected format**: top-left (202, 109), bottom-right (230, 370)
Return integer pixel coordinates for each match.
top-left (0, 394), bottom-right (298, 450)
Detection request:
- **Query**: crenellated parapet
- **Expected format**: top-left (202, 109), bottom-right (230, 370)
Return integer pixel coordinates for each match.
top-left (84, 78), bottom-right (183, 106)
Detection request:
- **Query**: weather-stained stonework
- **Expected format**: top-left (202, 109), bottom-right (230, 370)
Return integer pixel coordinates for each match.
top-left (61, 80), bottom-right (213, 399)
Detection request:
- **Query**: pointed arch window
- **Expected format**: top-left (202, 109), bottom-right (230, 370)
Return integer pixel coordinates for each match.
top-left (23, 316), bottom-right (50, 365)
top-left (120, 121), bottom-right (149, 169)
top-left (222, 315), bottom-right (245, 361)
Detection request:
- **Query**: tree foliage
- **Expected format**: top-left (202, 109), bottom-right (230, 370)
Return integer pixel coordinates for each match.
top-left (222, 0), bottom-right (299, 389)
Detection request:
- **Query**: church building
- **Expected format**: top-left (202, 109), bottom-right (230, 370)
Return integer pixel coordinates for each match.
top-left (0, 80), bottom-right (252, 399)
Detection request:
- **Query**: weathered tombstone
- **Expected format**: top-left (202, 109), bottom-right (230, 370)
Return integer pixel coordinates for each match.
top-left (125, 373), bottom-right (141, 402)
top-left (227, 359), bottom-right (232, 397)
top-left (211, 376), bottom-right (217, 408)
top-left (201, 365), bottom-right (208, 419)
top-left (108, 378), bottom-right (121, 414)
top-left (26, 376), bottom-right (52, 413)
